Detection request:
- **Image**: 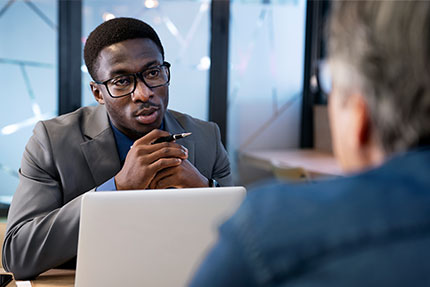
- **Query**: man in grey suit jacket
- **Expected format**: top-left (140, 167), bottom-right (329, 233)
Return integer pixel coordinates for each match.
top-left (2, 17), bottom-right (232, 279)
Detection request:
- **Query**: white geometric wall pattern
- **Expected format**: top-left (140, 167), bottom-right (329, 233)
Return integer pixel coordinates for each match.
top-left (0, 0), bottom-right (57, 202)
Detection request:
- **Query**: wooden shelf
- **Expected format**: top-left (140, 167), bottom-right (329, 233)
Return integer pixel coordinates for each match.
top-left (240, 149), bottom-right (343, 178)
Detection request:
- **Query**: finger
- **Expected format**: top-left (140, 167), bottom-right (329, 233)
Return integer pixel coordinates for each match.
top-left (148, 157), bottom-right (182, 175)
top-left (149, 166), bottom-right (178, 189)
top-left (132, 129), bottom-right (171, 146)
top-left (151, 143), bottom-right (188, 155)
top-left (146, 145), bottom-right (188, 163)
top-left (130, 142), bottom-right (188, 156)
top-left (131, 144), bottom-right (187, 166)
top-left (153, 173), bottom-right (179, 189)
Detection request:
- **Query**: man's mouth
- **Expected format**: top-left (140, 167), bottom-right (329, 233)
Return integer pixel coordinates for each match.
top-left (135, 107), bottom-right (160, 125)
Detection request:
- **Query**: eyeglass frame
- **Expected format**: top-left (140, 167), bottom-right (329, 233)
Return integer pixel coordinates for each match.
top-left (93, 61), bottom-right (171, 98)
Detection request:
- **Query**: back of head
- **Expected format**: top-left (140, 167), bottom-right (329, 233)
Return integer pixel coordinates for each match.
top-left (83, 17), bottom-right (164, 81)
top-left (328, 1), bottom-right (430, 154)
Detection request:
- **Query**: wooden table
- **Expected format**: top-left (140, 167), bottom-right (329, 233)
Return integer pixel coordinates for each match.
top-left (240, 149), bottom-right (343, 179)
top-left (2, 269), bottom-right (74, 287)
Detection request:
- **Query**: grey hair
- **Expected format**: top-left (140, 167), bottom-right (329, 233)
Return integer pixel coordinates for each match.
top-left (327, 0), bottom-right (430, 154)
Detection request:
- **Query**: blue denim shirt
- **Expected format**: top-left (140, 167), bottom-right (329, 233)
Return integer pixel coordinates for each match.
top-left (190, 147), bottom-right (430, 286)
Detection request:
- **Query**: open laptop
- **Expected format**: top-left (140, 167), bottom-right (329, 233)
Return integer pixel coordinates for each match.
top-left (75, 187), bottom-right (246, 287)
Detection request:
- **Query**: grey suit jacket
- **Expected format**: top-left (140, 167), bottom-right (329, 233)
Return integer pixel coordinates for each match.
top-left (2, 105), bottom-right (232, 280)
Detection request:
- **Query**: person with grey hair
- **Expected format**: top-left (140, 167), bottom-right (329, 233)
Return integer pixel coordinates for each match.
top-left (189, 1), bottom-right (430, 286)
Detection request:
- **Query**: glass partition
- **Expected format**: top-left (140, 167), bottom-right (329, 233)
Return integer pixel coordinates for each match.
top-left (82, 0), bottom-right (211, 121)
top-left (227, 0), bottom-right (307, 184)
top-left (0, 0), bottom-right (58, 203)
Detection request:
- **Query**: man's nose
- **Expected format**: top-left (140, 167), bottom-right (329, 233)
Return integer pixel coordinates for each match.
top-left (131, 78), bottom-right (154, 102)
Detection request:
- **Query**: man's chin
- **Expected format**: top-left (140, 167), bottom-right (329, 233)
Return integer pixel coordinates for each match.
top-left (134, 120), bottom-right (163, 136)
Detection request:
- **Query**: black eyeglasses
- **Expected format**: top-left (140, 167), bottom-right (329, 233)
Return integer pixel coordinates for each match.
top-left (94, 62), bottom-right (171, 98)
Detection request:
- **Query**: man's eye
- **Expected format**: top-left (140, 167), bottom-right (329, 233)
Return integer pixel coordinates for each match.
top-left (145, 69), bottom-right (160, 78)
top-left (112, 77), bottom-right (131, 86)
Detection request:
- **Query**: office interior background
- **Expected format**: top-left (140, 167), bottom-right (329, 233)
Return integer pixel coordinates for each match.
top-left (0, 0), bottom-right (329, 208)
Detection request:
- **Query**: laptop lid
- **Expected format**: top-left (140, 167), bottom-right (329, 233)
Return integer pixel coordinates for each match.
top-left (75, 187), bottom-right (246, 287)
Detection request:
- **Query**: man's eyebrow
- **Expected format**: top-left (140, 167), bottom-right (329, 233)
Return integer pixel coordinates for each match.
top-left (108, 60), bottom-right (161, 78)
top-left (108, 69), bottom-right (129, 77)
top-left (141, 60), bottom-right (160, 69)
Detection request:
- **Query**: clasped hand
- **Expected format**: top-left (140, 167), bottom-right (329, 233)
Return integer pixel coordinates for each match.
top-left (115, 129), bottom-right (209, 190)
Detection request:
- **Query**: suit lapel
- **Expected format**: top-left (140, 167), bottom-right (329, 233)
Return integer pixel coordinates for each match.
top-left (164, 110), bottom-right (195, 165)
top-left (80, 105), bottom-right (121, 185)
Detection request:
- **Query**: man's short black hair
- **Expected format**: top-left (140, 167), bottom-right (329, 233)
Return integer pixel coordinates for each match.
top-left (84, 17), bottom-right (165, 81)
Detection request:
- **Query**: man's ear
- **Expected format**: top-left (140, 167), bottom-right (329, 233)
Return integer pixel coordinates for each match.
top-left (90, 81), bottom-right (105, 105)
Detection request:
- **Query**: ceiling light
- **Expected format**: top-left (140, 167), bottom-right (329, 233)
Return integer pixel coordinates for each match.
top-left (102, 12), bottom-right (115, 22)
top-left (144, 0), bottom-right (159, 9)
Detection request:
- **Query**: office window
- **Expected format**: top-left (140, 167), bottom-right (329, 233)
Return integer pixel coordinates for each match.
top-left (82, 0), bottom-right (211, 121)
top-left (0, 0), bottom-right (58, 203)
top-left (227, 0), bottom-right (307, 184)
